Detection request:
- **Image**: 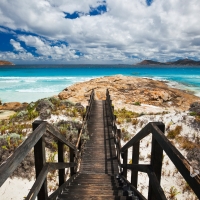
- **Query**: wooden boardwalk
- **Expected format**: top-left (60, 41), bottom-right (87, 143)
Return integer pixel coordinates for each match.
top-left (80, 100), bottom-right (118, 174)
top-left (57, 100), bottom-right (126, 200)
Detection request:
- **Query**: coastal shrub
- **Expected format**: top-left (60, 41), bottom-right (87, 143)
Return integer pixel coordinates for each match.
top-left (121, 128), bottom-right (132, 141)
top-left (167, 186), bottom-right (180, 199)
top-left (126, 118), bottom-right (132, 123)
top-left (177, 136), bottom-right (198, 150)
top-left (133, 101), bottom-right (141, 106)
top-left (167, 125), bottom-right (182, 139)
top-left (49, 97), bottom-right (61, 107)
top-left (47, 152), bottom-right (57, 163)
top-left (132, 118), bottom-right (138, 125)
top-left (80, 108), bottom-right (86, 119)
top-left (114, 108), bottom-right (140, 121)
top-left (71, 107), bottom-right (79, 117)
top-left (116, 118), bottom-right (123, 124)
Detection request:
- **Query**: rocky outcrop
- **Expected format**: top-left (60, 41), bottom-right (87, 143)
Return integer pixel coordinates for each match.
top-left (189, 102), bottom-right (200, 115)
top-left (0, 60), bottom-right (14, 65)
top-left (36, 99), bottom-right (54, 120)
top-left (136, 59), bottom-right (200, 66)
top-left (58, 75), bottom-right (200, 111)
top-left (0, 102), bottom-right (28, 111)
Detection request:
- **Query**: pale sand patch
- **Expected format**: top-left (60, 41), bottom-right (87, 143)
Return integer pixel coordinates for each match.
top-left (117, 108), bottom-right (199, 199)
top-left (0, 177), bottom-right (35, 200)
top-left (0, 110), bottom-right (15, 120)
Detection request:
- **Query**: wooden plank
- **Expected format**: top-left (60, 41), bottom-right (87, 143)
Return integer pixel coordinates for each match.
top-left (0, 122), bottom-right (46, 187)
top-left (70, 147), bottom-right (75, 176)
top-left (46, 123), bottom-right (76, 151)
top-left (122, 149), bottom-right (128, 178)
top-left (150, 122), bottom-right (200, 198)
top-left (147, 166), bottom-right (167, 200)
top-left (131, 142), bottom-right (139, 188)
top-left (121, 175), bottom-right (147, 200)
top-left (33, 121), bottom-right (48, 200)
top-left (26, 163), bottom-right (76, 200)
top-left (49, 162), bottom-right (76, 170)
top-left (148, 124), bottom-right (164, 200)
top-left (121, 123), bottom-right (152, 152)
top-left (48, 173), bottom-right (79, 200)
top-left (58, 141), bottom-right (65, 187)
top-left (121, 164), bottom-right (149, 173)
top-left (26, 164), bottom-right (49, 200)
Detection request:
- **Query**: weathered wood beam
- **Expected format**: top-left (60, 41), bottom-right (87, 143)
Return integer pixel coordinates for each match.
top-left (150, 123), bottom-right (200, 198)
top-left (148, 123), bottom-right (165, 200)
top-left (58, 141), bottom-right (65, 187)
top-left (26, 164), bottom-right (49, 200)
top-left (121, 123), bottom-right (152, 152)
top-left (121, 175), bottom-right (147, 200)
top-left (147, 166), bottom-right (167, 200)
top-left (46, 123), bottom-right (76, 151)
top-left (131, 142), bottom-right (140, 188)
top-left (33, 120), bottom-right (48, 200)
top-left (0, 122), bottom-right (46, 187)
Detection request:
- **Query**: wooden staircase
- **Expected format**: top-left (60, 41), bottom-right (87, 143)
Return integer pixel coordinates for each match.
top-left (57, 100), bottom-right (137, 199)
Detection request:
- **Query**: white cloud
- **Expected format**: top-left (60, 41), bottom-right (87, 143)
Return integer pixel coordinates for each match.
top-left (18, 35), bottom-right (78, 60)
top-left (10, 39), bottom-right (25, 52)
top-left (0, 0), bottom-right (200, 63)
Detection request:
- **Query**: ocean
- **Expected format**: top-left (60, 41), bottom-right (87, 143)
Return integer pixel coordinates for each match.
top-left (0, 65), bottom-right (200, 103)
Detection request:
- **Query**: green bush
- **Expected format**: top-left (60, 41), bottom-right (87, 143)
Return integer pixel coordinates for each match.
top-left (133, 102), bottom-right (141, 106)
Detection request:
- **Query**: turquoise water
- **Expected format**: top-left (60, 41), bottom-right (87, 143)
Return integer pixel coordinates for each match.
top-left (0, 65), bottom-right (200, 103)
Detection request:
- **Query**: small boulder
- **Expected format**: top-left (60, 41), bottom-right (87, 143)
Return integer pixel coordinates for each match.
top-left (0, 102), bottom-right (25, 111)
top-left (36, 99), bottom-right (54, 120)
top-left (74, 103), bottom-right (84, 112)
top-left (189, 102), bottom-right (200, 115)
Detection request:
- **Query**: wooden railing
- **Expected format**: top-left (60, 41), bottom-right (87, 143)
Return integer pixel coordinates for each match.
top-left (106, 89), bottom-right (200, 200)
top-left (0, 90), bottom-right (95, 200)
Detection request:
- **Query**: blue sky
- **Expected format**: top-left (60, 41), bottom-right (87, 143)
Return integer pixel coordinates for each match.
top-left (0, 0), bottom-right (200, 64)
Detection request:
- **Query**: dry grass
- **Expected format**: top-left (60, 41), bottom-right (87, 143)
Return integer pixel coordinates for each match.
top-left (167, 125), bottom-right (182, 139)
top-left (132, 118), bottom-right (138, 125)
top-left (177, 136), bottom-right (199, 150)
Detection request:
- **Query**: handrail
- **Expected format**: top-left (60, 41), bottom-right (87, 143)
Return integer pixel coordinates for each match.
top-left (26, 162), bottom-right (76, 200)
top-left (106, 89), bottom-right (200, 199)
top-left (0, 122), bottom-right (47, 186)
top-left (0, 90), bottom-right (95, 200)
top-left (76, 89), bottom-right (94, 148)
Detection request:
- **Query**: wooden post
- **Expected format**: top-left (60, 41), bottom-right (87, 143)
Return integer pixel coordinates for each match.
top-left (58, 141), bottom-right (65, 187)
top-left (131, 142), bottom-right (140, 188)
top-left (86, 106), bottom-right (89, 120)
top-left (70, 147), bottom-right (75, 176)
top-left (122, 149), bottom-right (128, 178)
top-left (78, 128), bottom-right (82, 151)
top-left (33, 120), bottom-right (48, 200)
top-left (116, 129), bottom-right (121, 163)
top-left (148, 124), bottom-right (165, 200)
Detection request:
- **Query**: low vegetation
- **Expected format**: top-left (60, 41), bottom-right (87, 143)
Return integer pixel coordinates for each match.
top-left (0, 96), bottom-right (87, 181)
top-left (114, 108), bottom-right (141, 124)
top-left (167, 125), bottom-right (182, 139)
top-left (167, 186), bottom-right (180, 199)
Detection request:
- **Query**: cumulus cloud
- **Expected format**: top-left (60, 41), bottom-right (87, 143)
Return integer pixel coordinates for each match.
top-left (17, 35), bottom-right (78, 60)
top-left (10, 39), bottom-right (25, 52)
top-left (0, 0), bottom-right (200, 63)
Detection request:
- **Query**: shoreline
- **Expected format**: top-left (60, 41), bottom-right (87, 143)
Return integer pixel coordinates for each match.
top-left (1, 76), bottom-right (200, 104)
